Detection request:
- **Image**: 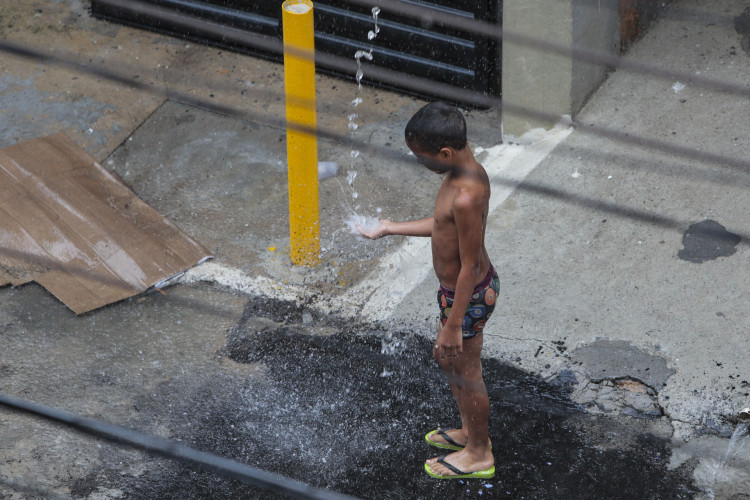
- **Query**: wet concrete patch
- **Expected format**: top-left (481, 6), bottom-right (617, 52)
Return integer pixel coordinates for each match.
top-left (69, 298), bottom-right (697, 499)
top-left (736, 7), bottom-right (750, 56)
top-left (105, 99), bottom-right (439, 289)
top-left (0, 74), bottom-right (117, 147)
top-left (571, 339), bottom-right (675, 390)
top-left (677, 219), bottom-right (741, 263)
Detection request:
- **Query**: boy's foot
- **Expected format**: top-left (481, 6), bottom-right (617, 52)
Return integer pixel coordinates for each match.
top-left (425, 428), bottom-right (466, 451)
top-left (425, 428), bottom-right (492, 451)
top-left (424, 453), bottom-right (495, 480)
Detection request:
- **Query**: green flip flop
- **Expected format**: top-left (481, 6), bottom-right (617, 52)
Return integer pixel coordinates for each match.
top-left (424, 428), bottom-right (464, 451)
top-left (424, 455), bottom-right (496, 480)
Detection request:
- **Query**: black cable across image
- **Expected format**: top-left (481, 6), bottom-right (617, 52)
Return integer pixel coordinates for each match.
top-left (0, 393), bottom-right (358, 500)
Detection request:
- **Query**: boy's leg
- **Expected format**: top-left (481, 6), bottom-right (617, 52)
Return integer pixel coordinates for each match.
top-left (426, 371), bottom-right (469, 447)
top-left (428, 323), bottom-right (470, 447)
top-left (427, 334), bottom-right (493, 475)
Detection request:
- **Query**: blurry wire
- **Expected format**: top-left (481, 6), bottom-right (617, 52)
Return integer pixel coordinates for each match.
top-left (0, 41), bottom-right (349, 152)
top-left (4, 154), bottom-right (750, 298)
top-left (4, 36), bottom-right (749, 178)
top-left (87, 0), bottom-right (748, 107)
top-left (93, 0), bottom-right (750, 101)
top-left (344, 0), bottom-right (750, 99)
top-left (0, 393), bottom-right (358, 500)
top-left (519, 177), bottom-right (680, 229)
top-left (78, 1), bottom-right (750, 173)
top-left (553, 0), bottom-right (736, 26)
top-left (548, 141), bottom-right (750, 190)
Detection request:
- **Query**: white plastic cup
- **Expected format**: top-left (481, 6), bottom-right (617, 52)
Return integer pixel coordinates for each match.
top-left (318, 161), bottom-right (338, 180)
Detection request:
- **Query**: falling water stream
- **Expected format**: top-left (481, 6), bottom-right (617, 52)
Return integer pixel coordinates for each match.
top-left (368, 6), bottom-right (380, 40)
top-left (342, 6), bottom-right (383, 240)
top-left (705, 422), bottom-right (750, 499)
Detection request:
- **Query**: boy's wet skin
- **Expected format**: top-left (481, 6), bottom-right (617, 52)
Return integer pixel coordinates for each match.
top-left (359, 102), bottom-right (497, 479)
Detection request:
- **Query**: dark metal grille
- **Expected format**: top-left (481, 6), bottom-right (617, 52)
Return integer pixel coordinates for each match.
top-left (90, 0), bottom-right (501, 102)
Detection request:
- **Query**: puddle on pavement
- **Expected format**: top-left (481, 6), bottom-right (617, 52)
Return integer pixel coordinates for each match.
top-left (736, 7), bottom-right (750, 56)
top-left (678, 219), bottom-right (741, 263)
top-left (65, 297), bottom-right (697, 499)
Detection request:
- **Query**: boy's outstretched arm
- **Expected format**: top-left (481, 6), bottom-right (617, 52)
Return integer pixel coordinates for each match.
top-left (357, 217), bottom-right (433, 239)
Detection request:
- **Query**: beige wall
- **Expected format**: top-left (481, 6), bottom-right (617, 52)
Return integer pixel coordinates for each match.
top-left (501, 0), bottom-right (620, 137)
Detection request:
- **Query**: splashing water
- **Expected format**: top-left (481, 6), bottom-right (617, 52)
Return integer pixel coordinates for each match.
top-left (351, 97), bottom-right (362, 107)
top-left (381, 333), bottom-right (407, 356)
top-left (346, 213), bottom-right (381, 236)
top-left (285, 3), bottom-right (311, 14)
top-left (705, 422), bottom-right (750, 499)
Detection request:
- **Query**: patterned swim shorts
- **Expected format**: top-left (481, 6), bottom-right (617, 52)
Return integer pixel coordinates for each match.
top-left (437, 264), bottom-right (499, 339)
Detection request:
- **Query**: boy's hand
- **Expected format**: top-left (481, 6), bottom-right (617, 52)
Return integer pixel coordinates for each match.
top-left (434, 321), bottom-right (463, 358)
top-left (356, 219), bottom-right (391, 239)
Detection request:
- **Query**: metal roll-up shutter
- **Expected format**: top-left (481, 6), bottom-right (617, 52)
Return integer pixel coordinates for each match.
top-left (91, 0), bottom-right (501, 104)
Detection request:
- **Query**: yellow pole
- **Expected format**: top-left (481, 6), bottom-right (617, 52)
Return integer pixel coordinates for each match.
top-left (282, 0), bottom-right (320, 266)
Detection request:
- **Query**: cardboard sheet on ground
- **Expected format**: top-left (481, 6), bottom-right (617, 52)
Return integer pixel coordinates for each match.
top-left (0, 133), bottom-right (212, 314)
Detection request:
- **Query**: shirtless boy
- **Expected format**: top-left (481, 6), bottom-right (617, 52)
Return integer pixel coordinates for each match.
top-left (358, 102), bottom-right (497, 479)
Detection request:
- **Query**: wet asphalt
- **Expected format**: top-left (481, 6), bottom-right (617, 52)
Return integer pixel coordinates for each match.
top-left (11, 294), bottom-right (695, 500)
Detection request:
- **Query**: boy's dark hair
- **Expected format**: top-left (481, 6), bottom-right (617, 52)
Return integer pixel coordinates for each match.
top-left (404, 102), bottom-right (467, 154)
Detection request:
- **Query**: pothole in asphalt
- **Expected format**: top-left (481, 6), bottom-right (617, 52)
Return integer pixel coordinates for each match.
top-left (70, 298), bottom-right (697, 499)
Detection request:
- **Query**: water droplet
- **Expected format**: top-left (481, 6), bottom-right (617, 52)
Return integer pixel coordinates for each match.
top-left (368, 30), bottom-right (376, 40)
top-left (354, 50), bottom-right (373, 90)
top-left (356, 68), bottom-right (364, 88)
top-left (346, 170), bottom-right (357, 186)
top-left (351, 97), bottom-right (362, 106)
top-left (354, 50), bottom-right (373, 63)
top-left (372, 6), bottom-right (381, 34)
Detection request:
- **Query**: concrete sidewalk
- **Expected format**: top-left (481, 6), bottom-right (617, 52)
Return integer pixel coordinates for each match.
top-left (484, 0), bottom-right (750, 439)
top-left (2, 0), bottom-right (750, 496)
